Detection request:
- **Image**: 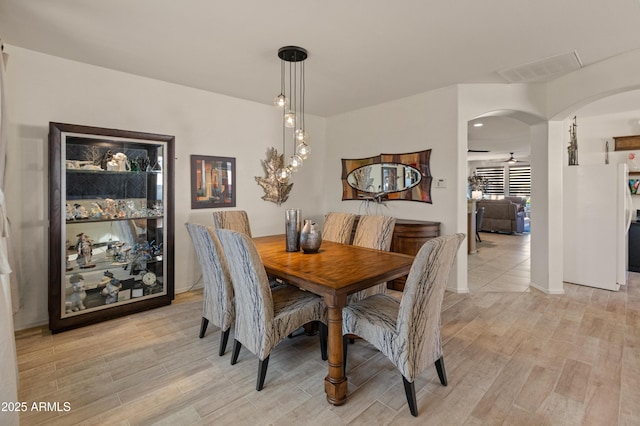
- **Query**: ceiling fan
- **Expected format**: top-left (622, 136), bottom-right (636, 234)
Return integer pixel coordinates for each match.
top-left (498, 152), bottom-right (522, 164)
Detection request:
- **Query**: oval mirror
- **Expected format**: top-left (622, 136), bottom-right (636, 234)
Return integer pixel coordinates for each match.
top-left (347, 163), bottom-right (422, 194)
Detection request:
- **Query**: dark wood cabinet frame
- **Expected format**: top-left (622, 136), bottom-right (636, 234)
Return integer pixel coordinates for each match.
top-left (48, 122), bottom-right (175, 333)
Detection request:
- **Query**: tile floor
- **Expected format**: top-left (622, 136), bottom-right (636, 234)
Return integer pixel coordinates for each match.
top-left (468, 231), bottom-right (531, 292)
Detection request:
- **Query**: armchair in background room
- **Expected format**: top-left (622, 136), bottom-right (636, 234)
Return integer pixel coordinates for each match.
top-left (476, 199), bottom-right (524, 234)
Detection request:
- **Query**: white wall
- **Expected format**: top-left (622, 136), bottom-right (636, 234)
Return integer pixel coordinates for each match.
top-left (530, 121), bottom-right (565, 294)
top-left (541, 51), bottom-right (640, 295)
top-left (560, 108), bottom-right (640, 214)
top-left (325, 86), bottom-right (459, 225)
top-left (324, 86), bottom-right (467, 290)
top-left (5, 46), bottom-right (326, 330)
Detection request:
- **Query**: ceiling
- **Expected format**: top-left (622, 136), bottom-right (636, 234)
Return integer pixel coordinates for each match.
top-left (467, 115), bottom-right (533, 162)
top-left (2, 0), bottom-right (640, 119)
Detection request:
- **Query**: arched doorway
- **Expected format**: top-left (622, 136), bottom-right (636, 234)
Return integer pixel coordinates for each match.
top-left (466, 110), bottom-right (543, 292)
top-left (559, 89), bottom-right (640, 291)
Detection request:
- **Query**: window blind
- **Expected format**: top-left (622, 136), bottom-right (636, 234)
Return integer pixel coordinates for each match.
top-left (509, 165), bottom-right (531, 196)
top-left (475, 167), bottom-right (505, 196)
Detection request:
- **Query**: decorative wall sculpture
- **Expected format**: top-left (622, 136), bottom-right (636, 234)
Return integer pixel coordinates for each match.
top-left (255, 147), bottom-right (293, 205)
top-left (568, 116), bottom-right (578, 166)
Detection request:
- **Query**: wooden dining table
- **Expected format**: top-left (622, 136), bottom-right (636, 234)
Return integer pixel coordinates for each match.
top-left (253, 234), bottom-right (415, 406)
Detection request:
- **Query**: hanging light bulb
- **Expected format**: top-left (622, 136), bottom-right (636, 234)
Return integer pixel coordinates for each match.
top-left (294, 128), bottom-right (307, 142)
top-left (273, 58), bottom-right (288, 110)
top-left (273, 94), bottom-right (288, 109)
top-left (288, 154), bottom-right (303, 171)
top-left (296, 142), bottom-right (310, 160)
top-left (284, 111), bottom-right (296, 128)
top-left (276, 167), bottom-right (291, 183)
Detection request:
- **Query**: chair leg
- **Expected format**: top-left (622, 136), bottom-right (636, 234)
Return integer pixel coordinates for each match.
top-left (319, 322), bottom-right (328, 361)
top-left (256, 356), bottom-right (270, 391)
top-left (218, 328), bottom-right (230, 356)
top-left (402, 376), bottom-right (418, 417)
top-left (230, 339), bottom-right (241, 365)
top-left (287, 327), bottom-right (304, 339)
top-left (199, 317), bottom-right (209, 338)
top-left (476, 231), bottom-right (482, 242)
top-left (435, 356), bottom-right (448, 386)
top-left (342, 335), bottom-right (348, 373)
top-left (303, 322), bottom-right (318, 336)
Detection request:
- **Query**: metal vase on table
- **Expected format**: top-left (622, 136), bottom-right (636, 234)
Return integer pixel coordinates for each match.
top-left (300, 219), bottom-right (322, 253)
top-left (285, 209), bottom-right (301, 252)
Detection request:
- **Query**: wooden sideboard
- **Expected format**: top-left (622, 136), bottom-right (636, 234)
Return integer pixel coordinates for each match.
top-left (350, 216), bottom-right (441, 291)
top-left (389, 219), bottom-right (441, 290)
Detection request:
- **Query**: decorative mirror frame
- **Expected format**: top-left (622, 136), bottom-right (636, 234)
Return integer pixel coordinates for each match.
top-left (341, 149), bottom-right (432, 203)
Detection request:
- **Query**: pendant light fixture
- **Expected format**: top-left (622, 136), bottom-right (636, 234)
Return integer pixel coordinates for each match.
top-left (274, 46), bottom-right (310, 182)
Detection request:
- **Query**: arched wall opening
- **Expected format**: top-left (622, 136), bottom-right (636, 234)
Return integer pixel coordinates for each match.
top-left (456, 84), bottom-right (548, 294)
top-left (467, 110), bottom-right (540, 292)
top-left (458, 52), bottom-right (640, 295)
top-left (552, 88), bottom-right (640, 292)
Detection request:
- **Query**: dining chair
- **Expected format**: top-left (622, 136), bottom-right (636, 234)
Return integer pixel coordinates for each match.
top-left (215, 229), bottom-right (328, 391)
top-left (321, 212), bottom-right (356, 244)
top-left (212, 209), bottom-right (282, 289)
top-left (348, 214), bottom-right (397, 303)
top-left (212, 210), bottom-right (252, 236)
top-left (185, 223), bottom-right (235, 356)
top-left (342, 233), bottom-right (465, 417)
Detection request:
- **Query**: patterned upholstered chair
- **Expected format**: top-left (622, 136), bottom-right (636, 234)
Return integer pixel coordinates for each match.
top-left (342, 233), bottom-right (465, 417)
top-left (185, 223), bottom-right (235, 356)
top-left (212, 210), bottom-right (252, 236)
top-left (348, 215), bottom-right (397, 303)
top-left (322, 212), bottom-right (356, 244)
top-left (215, 229), bottom-right (328, 391)
top-left (212, 209), bottom-right (281, 288)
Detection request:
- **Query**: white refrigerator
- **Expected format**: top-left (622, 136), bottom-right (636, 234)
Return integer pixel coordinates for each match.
top-left (563, 163), bottom-right (633, 291)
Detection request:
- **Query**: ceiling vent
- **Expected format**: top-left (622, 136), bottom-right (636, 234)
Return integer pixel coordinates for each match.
top-left (497, 50), bottom-right (583, 84)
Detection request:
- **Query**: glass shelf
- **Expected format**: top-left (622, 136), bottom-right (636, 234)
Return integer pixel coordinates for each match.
top-left (66, 215), bottom-right (164, 224)
top-left (66, 169), bottom-right (162, 175)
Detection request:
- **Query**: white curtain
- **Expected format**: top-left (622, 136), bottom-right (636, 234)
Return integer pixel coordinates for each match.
top-left (0, 40), bottom-right (19, 426)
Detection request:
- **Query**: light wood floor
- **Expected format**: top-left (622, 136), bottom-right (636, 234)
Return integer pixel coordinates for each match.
top-left (15, 264), bottom-right (640, 425)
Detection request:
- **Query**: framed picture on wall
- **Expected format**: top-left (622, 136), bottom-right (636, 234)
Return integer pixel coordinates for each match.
top-left (190, 155), bottom-right (236, 209)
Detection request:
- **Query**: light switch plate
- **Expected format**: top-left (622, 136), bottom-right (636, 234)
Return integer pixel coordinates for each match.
top-left (435, 178), bottom-right (447, 188)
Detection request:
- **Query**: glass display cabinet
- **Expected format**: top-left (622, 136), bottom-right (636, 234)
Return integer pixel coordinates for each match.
top-left (48, 122), bottom-right (175, 333)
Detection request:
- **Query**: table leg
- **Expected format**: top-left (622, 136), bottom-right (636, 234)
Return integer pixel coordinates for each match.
top-left (324, 296), bottom-right (348, 405)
